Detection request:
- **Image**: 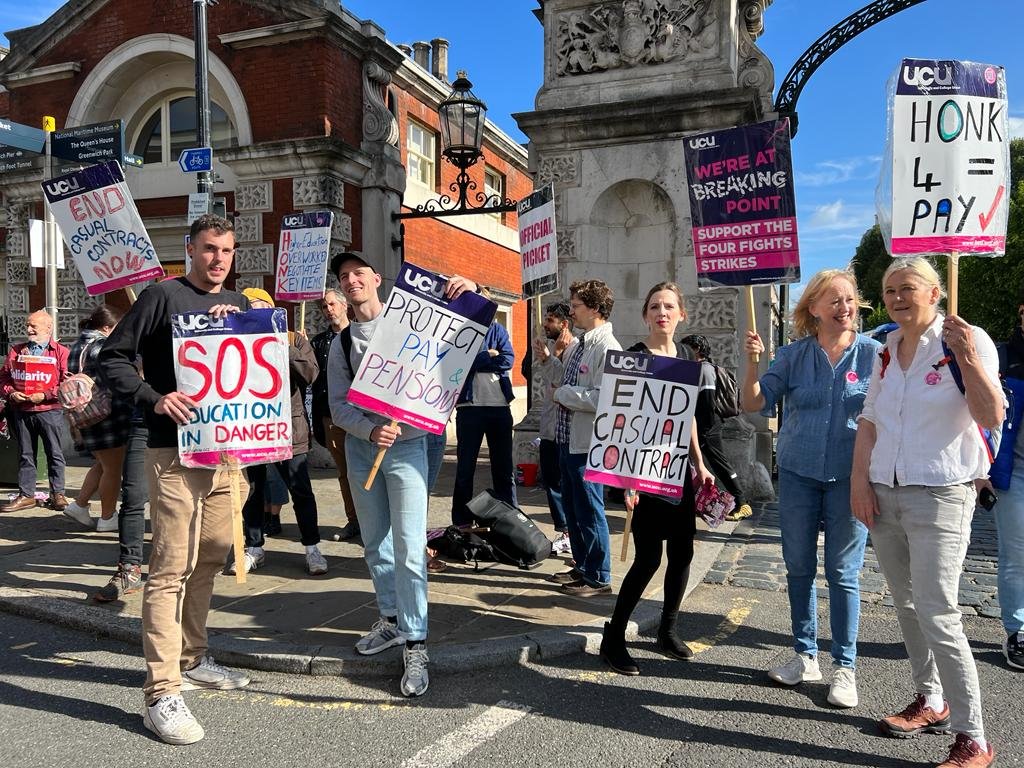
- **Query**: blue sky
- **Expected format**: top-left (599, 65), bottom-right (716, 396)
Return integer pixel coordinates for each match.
top-left (4, 0), bottom-right (1022, 290)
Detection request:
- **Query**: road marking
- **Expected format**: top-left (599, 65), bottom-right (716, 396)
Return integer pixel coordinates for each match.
top-left (400, 700), bottom-right (532, 768)
top-left (688, 597), bottom-right (757, 655)
top-left (10, 642), bottom-right (36, 650)
top-left (195, 689), bottom-right (409, 712)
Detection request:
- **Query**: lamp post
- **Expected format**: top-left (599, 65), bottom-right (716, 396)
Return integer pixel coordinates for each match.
top-left (395, 71), bottom-right (517, 221)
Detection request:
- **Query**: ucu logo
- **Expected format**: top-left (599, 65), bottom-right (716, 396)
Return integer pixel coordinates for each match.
top-left (607, 352), bottom-right (649, 372)
top-left (44, 178), bottom-right (83, 196)
top-left (902, 63), bottom-right (954, 88)
top-left (688, 136), bottom-right (717, 150)
top-left (403, 268), bottom-right (445, 299)
top-left (282, 215), bottom-right (305, 227)
top-left (176, 314), bottom-right (226, 332)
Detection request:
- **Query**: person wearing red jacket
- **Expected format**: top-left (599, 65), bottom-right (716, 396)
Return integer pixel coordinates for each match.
top-left (0, 310), bottom-right (70, 512)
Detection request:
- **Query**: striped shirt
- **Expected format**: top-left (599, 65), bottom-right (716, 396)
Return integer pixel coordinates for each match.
top-left (555, 340), bottom-right (585, 445)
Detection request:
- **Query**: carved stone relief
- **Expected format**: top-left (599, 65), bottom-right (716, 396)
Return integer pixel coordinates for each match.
top-left (7, 312), bottom-right (27, 335)
top-left (685, 291), bottom-right (737, 330)
top-left (59, 259), bottom-right (81, 282)
top-left (557, 227), bottom-right (577, 264)
top-left (6, 259), bottom-right (35, 285)
top-left (6, 231), bottom-right (25, 258)
top-left (234, 274), bottom-right (266, 292)
top-left (707, 333), bottom-right (738, 370)
top-left (331, 211), bottom-right (353, 246)
top-left (737, 0), bottom-right (775, 109)
top-left (235, 181), bottom-right (273, 212)
top-left (536, 153), bottom-right (580, 188)
top-left (234, 213), bottom-right (263, 244)
top-left (7, 286), bottom-right (29, 313)
top-left (555, 0), bottom-right (719, 76)
top-left (58, 283), bottom-right (93, 312)
top-left (293, 175), bottom-right (345, 209)
top-left (3, 202), bottom-right (31, 229)
top-left (235, 245), bottom-right (274, 273)
top-left (58, 311), bottom-right (80, 341)
top-left (363, 62), bottom-right (400, 146)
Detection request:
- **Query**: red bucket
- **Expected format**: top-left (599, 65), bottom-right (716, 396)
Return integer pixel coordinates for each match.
top-left (516, 463), bottom-right (539, 486)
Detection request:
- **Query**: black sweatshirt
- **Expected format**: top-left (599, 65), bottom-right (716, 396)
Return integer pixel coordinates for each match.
top-left (98, 277), bottom-right (249, 448)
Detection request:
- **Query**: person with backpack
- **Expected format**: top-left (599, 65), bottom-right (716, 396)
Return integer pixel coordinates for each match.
top-left (742, 268), bottom-right (878, 710)
top-left (327, 251), bottom-right (479, 698)
top-left (850, 257), bottom-right (1002, 768)
top-left (599, 282), bottom-right (714, 675)
top-left (60, 305), bottom-right (130, 533)
top-left (679, 333), bottom-right (751, 521)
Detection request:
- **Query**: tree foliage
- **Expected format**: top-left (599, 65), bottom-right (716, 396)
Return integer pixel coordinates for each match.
top-left (850, 137), bottom-right (1024, 341)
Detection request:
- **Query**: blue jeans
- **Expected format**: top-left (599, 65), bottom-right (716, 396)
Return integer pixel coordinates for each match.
top-left (426, 430), bottom-right (446, 492)
top-left (540, 439), bottom-right (567, 532)
top-left (778, 469), bottom-right (867, 668)
top-left (346, 434), bottom-right (429, 641)
top-left (451, 406), bottom-right (517, 527)
top-left (995, 467), bottom-right (1024, 635)
top-left (559, 443), bottom-right (611, 585)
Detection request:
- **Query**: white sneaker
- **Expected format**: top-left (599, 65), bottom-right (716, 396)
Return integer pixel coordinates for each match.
top-left (180, 655), bottom-right (251, 691)
top-left (143, 694), bottom-right (204, 745)
top-left (551, 532), bottom-right (572, 556)
top-left (768, 652), bottom-right (822, 685)
top-left (95, 516), bottom-right (118, 533)
top-left (355, 617), bottom-right (404, 655)
top-left (305, 545), bottom-right (328, 575)
top-left (62, 501), bottom-right (94, 529)
top-left (400, 644), bottom-right (430, 697)
top-left (227, 546), bottom-right (265, 575)
top-left (827, 664), bottom-right (858, 708)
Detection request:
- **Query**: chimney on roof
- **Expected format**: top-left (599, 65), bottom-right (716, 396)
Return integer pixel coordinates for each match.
top-left (397, 43), bottom-right (413, 57)
top-left (430, 38), bottom-right (449, 82)
top-left (412, 41), bottom-right (430, 70)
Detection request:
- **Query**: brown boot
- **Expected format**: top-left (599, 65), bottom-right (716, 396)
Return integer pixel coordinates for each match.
top-left (1, 495), bottom-right (37, 513)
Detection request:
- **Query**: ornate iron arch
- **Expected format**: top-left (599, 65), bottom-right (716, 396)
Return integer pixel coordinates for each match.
top-left (774, 0), bottom-right (928, 135)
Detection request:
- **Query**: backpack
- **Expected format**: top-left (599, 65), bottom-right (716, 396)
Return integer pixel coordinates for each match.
top-left (431, 525), bottom-right (496, 569)
top-left (712, 364), bottom-right (741, 419)
top-left (58, 342), bottom-right (112, 429)
top-left (466, 490), bottom-right (551, 570)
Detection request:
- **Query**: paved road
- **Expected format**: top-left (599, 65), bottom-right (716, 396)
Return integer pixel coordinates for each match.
top-left (2, 581), bottom-right (1019, 767)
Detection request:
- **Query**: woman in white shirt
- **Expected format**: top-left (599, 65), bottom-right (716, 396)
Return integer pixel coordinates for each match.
top-left (851, 257), bottom-right (1002, 768)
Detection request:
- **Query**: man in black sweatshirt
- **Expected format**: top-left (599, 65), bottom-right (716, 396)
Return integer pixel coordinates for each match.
top-left (99, 214), bottom-right (251, 746)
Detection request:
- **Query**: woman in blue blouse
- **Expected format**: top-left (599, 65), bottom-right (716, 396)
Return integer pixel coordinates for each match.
top-left (741, 268), bottom-right (879, 709)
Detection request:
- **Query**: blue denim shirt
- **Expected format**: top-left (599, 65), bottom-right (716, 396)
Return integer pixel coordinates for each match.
top-left (759, 333), bottom-right (881, 483)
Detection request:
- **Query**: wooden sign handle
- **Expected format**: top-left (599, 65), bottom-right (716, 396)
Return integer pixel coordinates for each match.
top-left (364, 419), bottom-right (399, 490)
top-left (298, 301), bottom-right (306, 335)
top-left (745, 286), bottom-right (759, 363)
top-left (534, 296), bottom-right (544, 339)
top-left (620, 501), bottom-right (634, 562)
top-left (125, 286), bottom-right (137, 304)
top-left (228, 465), bottom-right (246, 584)
top-left (947, 251), bottom-right (959, 316)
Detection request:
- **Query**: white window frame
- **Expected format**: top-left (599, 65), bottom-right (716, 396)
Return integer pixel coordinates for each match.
top-left (484, 166), bottom-right (505, 220)
top-left (130, 92), bottom-right (236, 167)
top-left (406, 119), bottom-right (436, 189)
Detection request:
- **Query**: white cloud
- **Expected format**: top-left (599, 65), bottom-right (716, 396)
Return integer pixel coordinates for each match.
top-left (1011, 116), bottom-right (1024, 139)
top-left (795, 155), bottom-right (881, 187)
top-left (803, 200), bottom-right (876, 233)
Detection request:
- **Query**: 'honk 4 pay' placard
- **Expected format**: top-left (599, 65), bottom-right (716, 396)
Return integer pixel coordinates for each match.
top-left (41, 160), bottom-right (164, 295)
top-left (888, 58), bottom-right (1009, 255)
top-left (172, 308), bottom-right (292, 469)
top-left (346, 262), bottom-right (497, 434)
top-left (275, 210), bottom-right (334, 302)
top-left (583, 350), bottom-right (700, 500)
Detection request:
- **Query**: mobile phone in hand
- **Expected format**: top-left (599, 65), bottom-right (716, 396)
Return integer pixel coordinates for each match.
top-left (979, 487), bottom-right (998, 511)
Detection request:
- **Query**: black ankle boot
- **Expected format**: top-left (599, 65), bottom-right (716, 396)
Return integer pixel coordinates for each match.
top-left (657, 616), bottom-right (693, 660)
top-left (600, 622), bottom-right (640, 675)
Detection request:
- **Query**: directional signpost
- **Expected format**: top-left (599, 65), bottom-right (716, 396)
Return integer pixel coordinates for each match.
top-left (51, 119), bottom-right (125, 166)
top-left (178, 147), bottom-right (212, 173)
top-left (0, 117), bottom-right (46, 153)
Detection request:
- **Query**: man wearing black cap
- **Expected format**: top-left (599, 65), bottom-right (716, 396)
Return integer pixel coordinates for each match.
top-left (327, 252), bottom-right (477, 698)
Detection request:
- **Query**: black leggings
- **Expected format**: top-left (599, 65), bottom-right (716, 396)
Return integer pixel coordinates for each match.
top-left (610, 482), bottom-right (697, 630)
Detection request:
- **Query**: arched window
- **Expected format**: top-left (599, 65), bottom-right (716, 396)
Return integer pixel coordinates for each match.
top-left (132, 96), bottom-right (237, 164)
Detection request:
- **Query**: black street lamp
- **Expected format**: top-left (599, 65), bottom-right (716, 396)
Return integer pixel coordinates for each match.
top-left (395, 71), bottom-right (517, 220)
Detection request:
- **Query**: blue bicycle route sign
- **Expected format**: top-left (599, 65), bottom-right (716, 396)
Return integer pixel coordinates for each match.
top-left (178, 147), bottom-right (212, 173)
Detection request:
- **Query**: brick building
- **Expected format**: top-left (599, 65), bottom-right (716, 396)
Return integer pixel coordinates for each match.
top-left (0, 0), bottom-right (532, 400)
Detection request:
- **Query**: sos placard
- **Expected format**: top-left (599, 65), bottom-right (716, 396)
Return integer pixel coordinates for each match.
top-left (583, 350), bottom-right (700, 500)
top-left (172, 308), bottom-right (292, 469)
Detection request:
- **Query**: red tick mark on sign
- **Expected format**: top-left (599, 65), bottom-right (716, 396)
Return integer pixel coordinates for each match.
top-left (979, 185), bottom-right (1005, 231)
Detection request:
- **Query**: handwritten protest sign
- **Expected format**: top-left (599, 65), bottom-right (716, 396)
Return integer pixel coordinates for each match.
top-left (41, 160), bottom-right (164, 295)
top-left (347, 261), bottom-right (497, 434)
top-left (172, 308), bottom-right (292, 469)
top-left (518, 184), bottom-right (558, 299)
top-left (583, 350), bottom-right (700, 500)
top-left (884, 59), bottom-right (1009, 256)
top-left (684, 119), bottom-right (800, 288)
top-left (12, 355), bottom-right (58, 395)
top-left (274, 211), bottom-right (334, 302)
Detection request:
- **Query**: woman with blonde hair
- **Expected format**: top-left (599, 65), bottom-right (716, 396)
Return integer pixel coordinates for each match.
top-left (743, 268), bottom-right (879, 708)
top-left (851, 257), bottom-right (1001, 767)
